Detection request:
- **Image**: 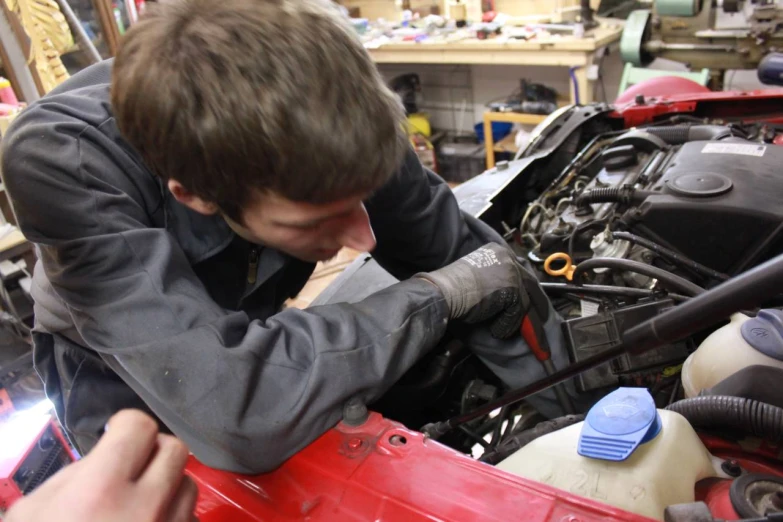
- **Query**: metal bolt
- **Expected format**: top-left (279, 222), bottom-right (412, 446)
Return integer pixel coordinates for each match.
top-left (496, 160), bottom-right (509, 171)
top-left (342, 397), bottom-right (369, 426)
top-left (721, 459), bottom-right (742, 477)
top-left (347, 438), bottom-right (363, 450)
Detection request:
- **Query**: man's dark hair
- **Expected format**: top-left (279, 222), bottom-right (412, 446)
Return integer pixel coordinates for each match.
top-left (112, 0), bottom-right (407, 221)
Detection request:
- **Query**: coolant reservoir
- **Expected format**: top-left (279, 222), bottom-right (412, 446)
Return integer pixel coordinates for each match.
top-left (497, 388), bottom-right (717, 521)
top-left (681, 311), bottom-right (783, 398)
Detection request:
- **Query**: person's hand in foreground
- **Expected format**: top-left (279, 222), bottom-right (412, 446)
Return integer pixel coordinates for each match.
top-left (6, 409), bottom-right (198, 522)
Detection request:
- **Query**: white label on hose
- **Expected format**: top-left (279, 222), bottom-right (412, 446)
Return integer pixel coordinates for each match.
top-left (701, 143), bottom-right (766, 157)
top-left (581, 300), bottom-right (600, 317)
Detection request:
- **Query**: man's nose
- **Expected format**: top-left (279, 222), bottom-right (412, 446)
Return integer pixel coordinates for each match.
top-left (338, 204), bottom-right (376, 252)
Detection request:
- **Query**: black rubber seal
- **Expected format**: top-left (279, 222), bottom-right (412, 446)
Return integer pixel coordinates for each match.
top-left (730, 473), bottom-right (783, 518)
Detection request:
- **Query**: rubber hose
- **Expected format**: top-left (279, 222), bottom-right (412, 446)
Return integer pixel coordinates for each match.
top-left (611, 231), bottom-right (729, 282)
top-left (644, 126), bottom-right (689, 144)
top-left (574, 187), bottom-right (655, 207)
top-left (479, 414), bottom-right (585, 465)
top-left (666, 396), bottom-right (783, 444)
top-left (645, 125), bottom-right (732, 145)
top-left (573, 257), bottom-right (705, 296)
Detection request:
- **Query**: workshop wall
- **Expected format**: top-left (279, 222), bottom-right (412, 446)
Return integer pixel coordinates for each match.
top-left (377, 50), bottom-right (623, 135)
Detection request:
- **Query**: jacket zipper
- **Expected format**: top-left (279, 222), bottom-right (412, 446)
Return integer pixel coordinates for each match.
top-left (247, 247), bottom-right (259, 285)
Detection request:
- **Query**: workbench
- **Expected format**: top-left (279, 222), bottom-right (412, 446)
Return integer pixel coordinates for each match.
top-left (366, 25), bottom-right (623, 106)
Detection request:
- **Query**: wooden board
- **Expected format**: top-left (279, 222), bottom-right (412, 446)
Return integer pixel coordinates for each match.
top-left (493, 132), bottom-right (519, 153)
top-left (0, 228), bottom-right (27, 253)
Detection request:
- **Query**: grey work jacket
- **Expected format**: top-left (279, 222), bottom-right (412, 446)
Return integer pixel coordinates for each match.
top-left (0, 61), bottom-right (501, 473)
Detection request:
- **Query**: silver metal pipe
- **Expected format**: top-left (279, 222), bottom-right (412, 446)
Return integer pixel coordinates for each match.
top-left (646, 41), bottom-right (737, 53)
top-left (0, 7), bottom-right (39, 102)
top-left (55, 0), bottom-right (102, 64)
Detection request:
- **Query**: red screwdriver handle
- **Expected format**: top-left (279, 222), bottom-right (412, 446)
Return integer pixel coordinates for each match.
top-left (521, 314), bottom-right (550, 362)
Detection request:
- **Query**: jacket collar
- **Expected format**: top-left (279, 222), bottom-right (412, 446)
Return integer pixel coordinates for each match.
top-left (160, 189), bottom-right (292, 298)
top-left (162, 190), bottom-right (234, 264)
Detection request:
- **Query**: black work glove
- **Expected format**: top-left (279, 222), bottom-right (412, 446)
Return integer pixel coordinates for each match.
top-left (415, 243), bottom-right (532, 339)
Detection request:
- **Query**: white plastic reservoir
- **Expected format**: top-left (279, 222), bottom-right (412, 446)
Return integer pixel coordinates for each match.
top-left (497, 388), bottom-right (718, 520)
top-left (682, 311), bottom-right (783, 398)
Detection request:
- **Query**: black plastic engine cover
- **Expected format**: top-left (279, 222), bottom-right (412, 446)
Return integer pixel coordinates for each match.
top-left (634, 140), bottom-right (783, 274)
top-left (563, 299), bottom-right (688, 392)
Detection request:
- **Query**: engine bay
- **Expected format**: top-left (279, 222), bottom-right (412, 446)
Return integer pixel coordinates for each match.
top-left (310, 96), bottom-right (783, 521)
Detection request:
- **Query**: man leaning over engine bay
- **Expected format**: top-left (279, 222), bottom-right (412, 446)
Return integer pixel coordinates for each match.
top-left (0, 0), bottom-right (573, 473)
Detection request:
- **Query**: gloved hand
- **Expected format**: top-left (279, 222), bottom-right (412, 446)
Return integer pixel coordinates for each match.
top-left (416, 243), bottom-right (533, 339)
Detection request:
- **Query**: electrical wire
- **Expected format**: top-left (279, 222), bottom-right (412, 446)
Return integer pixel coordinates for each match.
top-left (668, 379), bottom-right (681, 406)
top-left (568, 66), bottom-right (581, 105)
top-left (459, 425), bottom-right (490, 449)
top-left (610, 231), bottom-right (729, 282)
top-left (573, 257), bottom-right (705, 297)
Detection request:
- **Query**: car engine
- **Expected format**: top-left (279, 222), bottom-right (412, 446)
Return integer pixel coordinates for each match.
top-left (529, 125), bottom-right (783, 279)
top-left (505, 111), bottom-right (783, 396)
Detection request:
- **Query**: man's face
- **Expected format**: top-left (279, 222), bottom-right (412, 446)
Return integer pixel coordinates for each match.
top-left (167, 179), bottom-right (376, 262)
top-left (227, 191), bottom-right (377, 263)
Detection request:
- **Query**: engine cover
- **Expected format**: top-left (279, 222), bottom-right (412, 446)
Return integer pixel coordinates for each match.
top-left (632, 140), bottom-right (783, 274)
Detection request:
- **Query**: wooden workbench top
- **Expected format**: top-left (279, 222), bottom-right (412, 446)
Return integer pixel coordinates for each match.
top-left (0, 228), bottom-right (26, 253)
top-left (367, 25), bottom-right (623, 54)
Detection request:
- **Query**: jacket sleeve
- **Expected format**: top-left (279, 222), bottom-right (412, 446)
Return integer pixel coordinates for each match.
top-left (1, 113), bottom-right (449, 474)
top-left (366, 148), bottom-right (505, 279)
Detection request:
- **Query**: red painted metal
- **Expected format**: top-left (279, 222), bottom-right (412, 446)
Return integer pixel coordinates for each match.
top-left (615, 76), bottom-right (710, 105)
top-left (612, 89), bottom-right (783, 127)
top-left (696, 479), bottom-right (739, 521)
top-left (188, 413), bottom-right (654, 522)
top-left (694, 435), bottom-right (783, 521)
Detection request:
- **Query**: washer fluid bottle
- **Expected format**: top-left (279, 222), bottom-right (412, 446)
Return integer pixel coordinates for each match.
top-left (497, 388), bottom-right (717, 520)
top-left (681, 310), bottom-right (783, 398)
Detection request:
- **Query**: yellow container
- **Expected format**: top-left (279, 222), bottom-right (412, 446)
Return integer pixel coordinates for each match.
top-left (406, 113), bottom-right (431, 137)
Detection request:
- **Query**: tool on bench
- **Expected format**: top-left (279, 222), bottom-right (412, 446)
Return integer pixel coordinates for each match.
top-left (423, 251), bottom-right (783, 440)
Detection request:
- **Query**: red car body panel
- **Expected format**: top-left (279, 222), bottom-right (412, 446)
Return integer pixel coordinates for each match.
top-left (189, 413), bottom-right (654, 522)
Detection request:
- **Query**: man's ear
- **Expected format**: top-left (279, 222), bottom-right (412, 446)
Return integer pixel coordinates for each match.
top-left (167, 179), bottom-right (219, 215)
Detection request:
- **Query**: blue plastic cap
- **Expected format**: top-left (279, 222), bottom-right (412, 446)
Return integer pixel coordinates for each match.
top-left (578, 387), bottom-right (662, 462)
top-left (741, 309), bottom-right (783, 361)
